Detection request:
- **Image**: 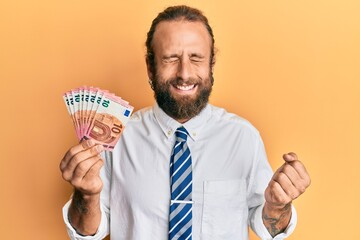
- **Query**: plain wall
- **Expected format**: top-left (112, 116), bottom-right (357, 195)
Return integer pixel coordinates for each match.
top-left (0, 0), bottom-right (359, 239)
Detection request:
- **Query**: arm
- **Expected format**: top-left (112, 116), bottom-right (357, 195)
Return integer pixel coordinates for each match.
top-left (263, 153), bottom-right (311, 237)
top-left (262, 202), bottom-right (292, 237)
top-left (60, 139), bottom-right (104, 235)
top-left (68, 190), bottom-right (101, 235)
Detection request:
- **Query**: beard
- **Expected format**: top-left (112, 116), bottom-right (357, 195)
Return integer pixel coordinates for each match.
top-left (152, 74), bottom-right (213, 121)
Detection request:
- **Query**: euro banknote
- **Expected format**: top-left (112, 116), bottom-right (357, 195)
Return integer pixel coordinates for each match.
top-left (63, 86), bottom-right (134, 151)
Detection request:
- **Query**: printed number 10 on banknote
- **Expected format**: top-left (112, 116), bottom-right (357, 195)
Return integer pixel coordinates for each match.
top-left (63, 86), bottom-right (134, 151)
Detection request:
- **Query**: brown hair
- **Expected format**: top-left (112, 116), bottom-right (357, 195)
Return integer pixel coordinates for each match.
top-left (146, 5), bottom-right (216, 75)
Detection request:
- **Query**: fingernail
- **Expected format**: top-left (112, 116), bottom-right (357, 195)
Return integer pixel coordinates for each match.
top-left (88, 139), bottom-right (95, 146)
top-left (96, 145), bottom-right (104, 152)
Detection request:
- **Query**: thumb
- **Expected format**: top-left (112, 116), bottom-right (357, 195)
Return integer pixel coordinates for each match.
top-left (283, 152), bottom-right (298, 163)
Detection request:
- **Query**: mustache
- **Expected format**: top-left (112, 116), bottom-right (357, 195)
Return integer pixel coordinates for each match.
top-left (168, 77), bottom-right (200, 86)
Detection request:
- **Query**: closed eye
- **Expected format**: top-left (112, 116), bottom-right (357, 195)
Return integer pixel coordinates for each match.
top-left (190, 54), bottom-right (205, 63)
top-left (162, 55), bottom-right (179, 63)
top-left (190, 57), bottom-right (204, 63)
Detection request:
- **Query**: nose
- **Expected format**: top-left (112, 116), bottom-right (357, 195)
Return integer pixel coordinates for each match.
top-left (176, 58), bottom-right (194, 80)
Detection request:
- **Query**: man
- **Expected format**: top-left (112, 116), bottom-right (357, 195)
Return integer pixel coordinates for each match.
top-left (61, 5), bottom-right (310, 240)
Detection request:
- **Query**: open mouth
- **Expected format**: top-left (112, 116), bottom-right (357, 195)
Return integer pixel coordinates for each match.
top-left (175, 84), bottom-right (196, 91)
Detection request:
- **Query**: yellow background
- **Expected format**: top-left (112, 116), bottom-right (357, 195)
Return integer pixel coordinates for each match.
top-left (1, 0), bottom-right (359, 239)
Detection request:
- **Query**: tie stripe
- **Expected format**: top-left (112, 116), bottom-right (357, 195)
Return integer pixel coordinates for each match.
top-left (172, 154), bottom-right (191, 182)
top-left (172, 176), bottom-right (192, 200)
top-left (169, 203), bottom-right (192, 239)
top-left (169, 127), bottom-right (193, 240)
top-left (171, 148), bottom-right (191, 175)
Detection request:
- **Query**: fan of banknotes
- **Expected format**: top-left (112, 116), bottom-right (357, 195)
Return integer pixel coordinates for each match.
top-left (63, 86), bottom-right (134, 151)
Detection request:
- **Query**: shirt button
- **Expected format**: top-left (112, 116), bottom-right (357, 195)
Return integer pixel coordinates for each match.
top-left (193, 132), bottom-right (197, 137)
top-left (167, 130), bottom-right (172, 136)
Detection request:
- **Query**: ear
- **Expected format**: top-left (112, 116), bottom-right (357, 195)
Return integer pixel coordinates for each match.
top-left (145, 57), bottom-right (154, 80)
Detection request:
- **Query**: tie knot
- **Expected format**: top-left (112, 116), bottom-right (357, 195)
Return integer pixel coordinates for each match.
top-left (175, 126), bottom-right (189, 142)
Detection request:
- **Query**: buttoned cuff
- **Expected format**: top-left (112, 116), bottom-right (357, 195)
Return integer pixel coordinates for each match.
top-left (62, 200), bottom-right (109, 240)
top-left (251, 203), bottom-right (297, 240)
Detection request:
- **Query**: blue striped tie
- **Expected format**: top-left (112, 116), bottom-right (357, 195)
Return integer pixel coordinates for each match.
top-left (169, 127), bottom-right (193, 240)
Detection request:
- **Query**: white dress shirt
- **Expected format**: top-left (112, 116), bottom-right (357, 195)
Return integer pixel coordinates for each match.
top-left (63, 103), bottom-right (297, 240)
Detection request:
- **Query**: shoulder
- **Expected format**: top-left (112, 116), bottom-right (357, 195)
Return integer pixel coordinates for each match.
top-left (113, 106), bottom-right (155, 150)
top-left (121, 106), bottom-right (157, 137)
top-left (126, 106), bottom-right (155, 125)
top-left (129, 106), bottom-right (153, 119)
top-left (208, 104), bottom-right (260, 137)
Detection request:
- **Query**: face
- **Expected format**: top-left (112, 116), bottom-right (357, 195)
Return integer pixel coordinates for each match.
top-left (147, 20), bottom-right (214, 123)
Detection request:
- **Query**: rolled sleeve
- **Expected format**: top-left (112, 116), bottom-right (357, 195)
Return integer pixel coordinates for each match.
top-left (62, 200), bottom-right (109, 240)
top-left (250, 203), bottom-right (297, 240)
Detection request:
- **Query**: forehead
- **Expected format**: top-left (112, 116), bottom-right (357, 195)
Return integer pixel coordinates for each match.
top-left (152, 20), bottom-right (212, 56)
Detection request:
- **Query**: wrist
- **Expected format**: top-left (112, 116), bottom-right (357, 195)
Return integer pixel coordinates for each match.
top-left (264, 201), bottom-right (292, 214)
top-left (262, 202), bottom-right (292, 237)
top-left (72, 189), bottom-right (100, 214)
top-left (67, 189), bottom-right (102, 236)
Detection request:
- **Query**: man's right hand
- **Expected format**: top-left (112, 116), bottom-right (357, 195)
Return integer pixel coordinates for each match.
top-left (60, 139), bottom-right (105, 235)
top-left (60, 139), bottom-right (104, 196)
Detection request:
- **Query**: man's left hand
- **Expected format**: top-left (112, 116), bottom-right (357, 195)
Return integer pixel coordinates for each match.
top-left (262, 153), bottom-right (311, 237)
top-left (265, 152), bottom-right (311, 208)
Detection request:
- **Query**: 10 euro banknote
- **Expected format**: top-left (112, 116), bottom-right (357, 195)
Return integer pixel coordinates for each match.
top-left (63, 86), bottom-right (134, 151)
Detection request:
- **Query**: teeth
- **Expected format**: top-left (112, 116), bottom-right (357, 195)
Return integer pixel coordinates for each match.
top-left (176, 84), bottom-right (195, 91)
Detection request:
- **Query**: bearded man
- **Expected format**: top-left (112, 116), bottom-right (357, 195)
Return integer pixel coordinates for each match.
top-left (60, 5), bottom-right (310, 240)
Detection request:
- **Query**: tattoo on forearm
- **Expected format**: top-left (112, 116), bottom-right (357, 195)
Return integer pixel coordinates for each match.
top-left (263, 214), bottom-right (281, 236)
top-left (263, 204), bottom-right (291, 237)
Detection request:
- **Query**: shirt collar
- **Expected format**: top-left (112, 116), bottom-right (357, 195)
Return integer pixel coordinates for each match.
top-left (153, 102), bottom-right (212, 141)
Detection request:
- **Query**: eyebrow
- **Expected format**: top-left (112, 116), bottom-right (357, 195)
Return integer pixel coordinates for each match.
top-left (189, 53), bottom-right (205, 58)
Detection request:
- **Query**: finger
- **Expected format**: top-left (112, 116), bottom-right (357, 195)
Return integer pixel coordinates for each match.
top-left (60, 139), bottom-right (96, 171)
top-left (72, 159), bottom-right (104, 195)
top-left (281, 163), bottom-right (310, 195)
top-left (282, 152), bottom-right (298, 163)
top-left (286, 160), bottom-right (311, 186)
top-left (282, 152), bottom-right (311, 185)
top-left (281, 163), bottom-right (302, 188)
top-left (273, 171), bottom-right (301, 200)
top-left (72, 155), bottom-right (104, 181)
top-left (81, 160), bottom-right (104, 193)
top-left (267, 180), bottom-right (292, 206)
top-left (61, 145), bottom-right (104, 181)
top-left (85, 159), bottom-right (104, 179)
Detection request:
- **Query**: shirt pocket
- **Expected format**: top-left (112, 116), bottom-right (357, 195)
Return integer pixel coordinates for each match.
top-left (201, 179), bottom-right (248, 240)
